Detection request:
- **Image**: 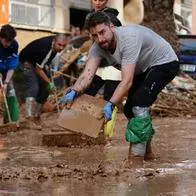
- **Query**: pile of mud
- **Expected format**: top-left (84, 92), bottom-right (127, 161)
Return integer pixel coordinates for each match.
top-left (0, 162), bottom-right (159, 183)
top-left (43, 74), bottom-right (196, 118)
top-left (152, 75), bottom-right (196, 117)
top-left (152, 90), bottom-right (196, 117)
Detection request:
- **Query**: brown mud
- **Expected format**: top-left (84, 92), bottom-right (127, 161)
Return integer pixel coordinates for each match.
top-left (0, 113), bottom-right (196, 195)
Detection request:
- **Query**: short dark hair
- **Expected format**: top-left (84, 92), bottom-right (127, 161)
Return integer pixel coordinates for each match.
top-left (54, 33), bottom-right (71, 41)
top-left (0, 24), bottom-right (16, 41)
top-left (84, 11), bottom-right (111, 30)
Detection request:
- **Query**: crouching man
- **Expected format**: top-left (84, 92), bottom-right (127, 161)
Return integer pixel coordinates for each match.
top-left (19, 34), bottom-right (70, 127)
top-left (59, 12), bottom-right (179, 164)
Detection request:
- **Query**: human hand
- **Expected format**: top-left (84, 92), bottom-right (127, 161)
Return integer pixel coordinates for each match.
top-left (1, 81), bottom-right (8, 94)
top-left (59, 89), bottom-right (77, 108)
top-left (102, 101), bottom-right (114, 122)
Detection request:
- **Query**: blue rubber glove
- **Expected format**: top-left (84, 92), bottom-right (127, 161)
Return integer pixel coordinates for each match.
top-left (59, 89), bottom-right (77, 104)
top-left (102, 101), bottom-right (114, 121)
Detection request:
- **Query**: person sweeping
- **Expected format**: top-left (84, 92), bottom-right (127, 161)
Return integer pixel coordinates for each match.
top-left (0, 24), bottom-right (19, 127)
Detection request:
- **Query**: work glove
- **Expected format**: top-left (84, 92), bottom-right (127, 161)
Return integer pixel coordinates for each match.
top-left (102, 101), bottom-right (114, 122)
top-left (47, 82), bottom-right (55, 91)
top-left (59, 89), bottom-right (77, 105)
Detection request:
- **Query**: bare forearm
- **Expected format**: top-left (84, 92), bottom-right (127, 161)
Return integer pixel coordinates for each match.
top-left (71, 56), bottom-right (100, 93)
top-left (5, 69), bottom-right (14, 83)
top-left (35, 66), bottom-right (50, 84)
top-left (110, 63), bottom-right (136, 105)
top-left (72, 72), bottom-right (94, 93)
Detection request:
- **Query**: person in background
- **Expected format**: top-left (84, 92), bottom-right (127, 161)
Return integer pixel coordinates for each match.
top-left (70, 25), bottom-right (77, 38)
top-left (75, 27), bottom-right (81, 36)
top-left (19, 34), bottom-right (70, 126)
top-left (0, 24), bottom-right (20, 126)
top-left (84, 0), bottom-right (122, 145)
top-left (60, 12), bottom-right (179, 164)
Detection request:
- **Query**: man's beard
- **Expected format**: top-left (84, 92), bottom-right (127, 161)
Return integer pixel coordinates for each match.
top-left (99, 32), bottom-right (115, 50)
top-left (99, 42), bottom-right (109, 49)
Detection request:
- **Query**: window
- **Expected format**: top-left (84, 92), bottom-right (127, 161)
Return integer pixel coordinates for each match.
top-left (10, 0), bottom-right (54, 29)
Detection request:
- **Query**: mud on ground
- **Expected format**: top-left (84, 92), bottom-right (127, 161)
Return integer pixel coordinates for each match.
top-left (0, 111), bottom-right (196, 195)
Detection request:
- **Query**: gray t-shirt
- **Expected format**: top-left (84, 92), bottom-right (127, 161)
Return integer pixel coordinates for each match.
top-left (89, 24), bottom-right (178, 75)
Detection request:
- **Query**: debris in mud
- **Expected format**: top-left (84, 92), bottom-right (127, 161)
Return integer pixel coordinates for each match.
top-left (152, 73), bottom-right (196, 117)
top-left (57, 94), bottom-right (106, 139)
top-left (42, 131), bottom-right (105, 147)
top-left (42, 73), bottom-right (196, 119)
top-left (0, 123), bottom-right (19, 134)
top-left (0, 163), bottom-right (128, 182)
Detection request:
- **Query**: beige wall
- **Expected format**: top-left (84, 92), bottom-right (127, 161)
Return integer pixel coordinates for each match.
top-left (192, 0), bottom-right (196, 34)
top-left (174, 0), bottom-right (181, 15)
top-left (54, 0), bottom-right (70, 31)
top-left (175, 0), bottom-right (196, 34)
top-left (16, 29), bottom-right (54, 52)
top-left (108, 0), bottom-right (124, 22)
top-left (15, 0), bottom-right (196, 51)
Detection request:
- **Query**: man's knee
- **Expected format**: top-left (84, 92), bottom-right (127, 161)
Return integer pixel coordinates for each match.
top-left (123, 101), bottom-right (134, 119)
top-left (125, 106), bottom-right (154, 144)
top-left (36, 88), bottom-right (50, 104)
top-left (125, 106), bottom-right (154, 156)
top-left (132, 106), bottom-right (150, 117)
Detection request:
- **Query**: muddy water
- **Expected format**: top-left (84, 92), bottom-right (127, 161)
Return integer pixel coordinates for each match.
top-left (0, 115), bottom-right (196, 195)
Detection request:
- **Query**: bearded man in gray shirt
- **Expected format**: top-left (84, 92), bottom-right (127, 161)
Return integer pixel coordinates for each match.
top-left (60, 12), bottom-right (179, 164)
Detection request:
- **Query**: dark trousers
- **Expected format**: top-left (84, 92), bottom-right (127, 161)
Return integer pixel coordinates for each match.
top-left (85, 75), bottom-right (120, 101)
top-left (124, 61), bottom-right (180, 118)
top-left (23, 62), bottom-right (49, 104)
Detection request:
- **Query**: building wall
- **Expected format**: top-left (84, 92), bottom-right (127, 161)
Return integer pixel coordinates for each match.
top-left (110, 0), bottom-right (196, 35)
top-left (3, 0), bottom-right (90, 51)
top-left (108, 0), bottom-right (124, 22)
top-left (174, 0), bottom-right (196, 34)
top-left (7, 0), bottom-right (90, 32)
top-left (2, 0), bottom-right (196, 52)
top-left (192, 0), bottom-right (196, 34)
top-left (16, 29), bottom-right (54, 52)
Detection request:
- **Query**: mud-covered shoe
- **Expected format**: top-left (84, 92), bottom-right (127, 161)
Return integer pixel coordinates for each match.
top-left (144, 142), bottom-right (155, 160)
top-left (24, 118), bottom-right (42, 130)
top-left (125, 154), bottom-right (144, 168)
top-left (125, 143), bottom-right (144, 167)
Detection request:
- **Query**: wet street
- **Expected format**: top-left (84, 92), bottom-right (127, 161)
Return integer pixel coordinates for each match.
top-left (0, 114), bottom-right (196, 196)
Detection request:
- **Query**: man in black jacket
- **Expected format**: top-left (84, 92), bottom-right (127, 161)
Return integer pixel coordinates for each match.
top-left (19, 34), bottom-right (70, 123)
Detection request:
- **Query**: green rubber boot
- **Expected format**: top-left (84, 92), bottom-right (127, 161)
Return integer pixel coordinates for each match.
top-left (3, 96), bottom-right (20, 123)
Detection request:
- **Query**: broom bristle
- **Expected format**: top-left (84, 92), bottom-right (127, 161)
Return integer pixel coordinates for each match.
top-left (0, 123), bottom-right (18, 134)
